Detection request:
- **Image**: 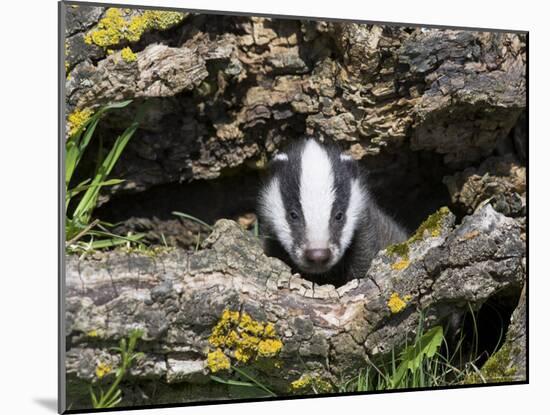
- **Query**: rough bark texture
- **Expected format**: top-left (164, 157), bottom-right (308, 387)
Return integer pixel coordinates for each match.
top-left (63, 5), bottom-right (528, 409)
top-left (65, 205), bottom-right (525, 408)
top-left (65, 6), bottom-right (526, 196)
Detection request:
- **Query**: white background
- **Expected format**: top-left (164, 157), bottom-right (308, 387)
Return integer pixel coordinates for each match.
top-left (0, 0), bottom-right (545, 413)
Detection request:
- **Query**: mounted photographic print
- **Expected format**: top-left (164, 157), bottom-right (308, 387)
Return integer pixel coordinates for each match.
top-left (59, 1), bottom-right (528, 412)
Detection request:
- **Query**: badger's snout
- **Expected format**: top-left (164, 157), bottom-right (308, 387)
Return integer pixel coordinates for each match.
top-left (305, 248), bottom-right (331, 264)
top-left (297, 243), bottom-right (338, 274)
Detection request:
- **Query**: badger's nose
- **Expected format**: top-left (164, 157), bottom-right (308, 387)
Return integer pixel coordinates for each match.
top-left (305, 248), bottom-right (331, 264)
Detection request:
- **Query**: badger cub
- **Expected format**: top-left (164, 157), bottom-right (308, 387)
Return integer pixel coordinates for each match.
top-left (258, 139), bottom-right (407, 286)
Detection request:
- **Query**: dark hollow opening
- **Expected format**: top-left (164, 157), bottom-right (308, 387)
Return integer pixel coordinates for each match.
top-left (451, 286), bottom-right (522, 372)
top-left (96, 144), bottom-right (453, 254)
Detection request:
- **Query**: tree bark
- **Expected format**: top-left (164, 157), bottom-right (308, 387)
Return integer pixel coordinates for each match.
top-left (65, 7), bottom-right (526, 193)
top-left (65, 204), bottom-right (525, 407)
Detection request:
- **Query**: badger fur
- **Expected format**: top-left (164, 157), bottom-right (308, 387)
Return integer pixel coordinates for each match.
top-left (258, 139), bottom-right (407, 286)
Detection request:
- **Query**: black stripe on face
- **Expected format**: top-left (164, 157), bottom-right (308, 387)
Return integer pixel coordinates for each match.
top-left (327, 150), bottom-right (354, 246)
top-left (272, 145), bottom-right (305, 250)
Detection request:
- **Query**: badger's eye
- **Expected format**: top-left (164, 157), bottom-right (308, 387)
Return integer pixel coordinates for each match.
top-left (335, 212), bottom-right (344, 221)
top-left (289, 211), bottom-right (299, 221)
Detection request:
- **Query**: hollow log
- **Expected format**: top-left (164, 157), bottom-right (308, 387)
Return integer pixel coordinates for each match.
top-left (64, 204), bottom-right (525, 407)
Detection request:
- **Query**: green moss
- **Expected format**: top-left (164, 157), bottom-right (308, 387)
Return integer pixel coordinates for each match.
top-left (480, 343), bottom-right (518, 382)
top-left (85, 8), bottom-right (187, 49)
top-left (411, 206), bottom-right (450, 242)
top-left (464, 343), bottom-right (518, 384)
top-left (386, 206), bottom-right (451, 261)
top-left (386, 241), bottom-right (410, 259)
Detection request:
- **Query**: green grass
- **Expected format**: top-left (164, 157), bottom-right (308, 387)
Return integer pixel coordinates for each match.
top-left (172, 211), bottom-right (214, 231)
top-left (205, 304), bottom-right (499, 399)
top-left (90, 329), bottom-right (144, 409)
top-left (340, 309), bottom-right (491, 393)
top-left (65, 101), bottom-right (218, 256)
top-left (211, 366), bottom-right (276, 398)
top-left (208, 308), bottom-right (493, 399)
top-left (65, 100), bottom-right (145, 254)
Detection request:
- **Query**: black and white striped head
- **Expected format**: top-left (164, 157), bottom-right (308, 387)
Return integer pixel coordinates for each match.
top-left (259, 139), bottom-right (368, 275)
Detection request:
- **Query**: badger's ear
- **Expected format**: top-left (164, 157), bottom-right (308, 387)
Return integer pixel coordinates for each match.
top-left (273, 153), bottom-right (289, 162)
top-left (339, 152), bottom-right (362, 177)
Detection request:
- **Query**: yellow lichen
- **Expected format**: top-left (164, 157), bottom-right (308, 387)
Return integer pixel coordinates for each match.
top-left (85, 8), bottom-right (187, 49)
top-left (67, 107), bottom-right (94, 136)
top-left (87, 8), bottom-right (126, 47)
top-left (291, 374), bottom-right (312, 390)
top-left (387, 292), bottom-right (409, 314)
top-left (264, 322), bottom-right (276, 337)
top-left (290, 373), bottom-right (333, 393)
top-left (207, 309), bottom-right (283, 368)
top-left (391, 258), bottom-right (410, 271)
top-left (95, 361), bottom-right (112, 379)
top-left (239, 312), bottom-right (267, 336)
top-left (121, 46), bottom-right (137, 62)
top-left (207, 348), bottom-right (231, 373)
top-left (258, 339), bottom-right (284, 357)
top-left (147, 10), bottom-right (188, 30)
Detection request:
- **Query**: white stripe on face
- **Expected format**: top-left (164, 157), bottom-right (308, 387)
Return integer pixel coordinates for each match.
top-left (299, 140), bottom-right (335, 249)
top-left (260, 177), bottom-right (293, 252)
top-left (273, 153), bottom-right (288, 161)
top-left (340, 178), bottom-right (366, 251)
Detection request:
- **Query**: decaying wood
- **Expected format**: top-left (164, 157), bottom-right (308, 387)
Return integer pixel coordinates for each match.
top-left (65, 205), bottom-right (525, 407)
top-left (65, 8), bottom-right (526, 194)
top-left (63, 6), bottom-right (527, 409)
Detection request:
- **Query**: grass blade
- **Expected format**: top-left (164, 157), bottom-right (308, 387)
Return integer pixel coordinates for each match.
top-left (210, 376), bottom-right (257, 388)
top-left (72, 117), bottom-right (139, 224)
top-left (232, 366), bottom-right (276, 397)
top-left (172, 211), bottom-right (213, 231)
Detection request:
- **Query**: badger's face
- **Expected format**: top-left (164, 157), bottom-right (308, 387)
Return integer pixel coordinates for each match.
top-left (259, 139), bottom-right (367, 275)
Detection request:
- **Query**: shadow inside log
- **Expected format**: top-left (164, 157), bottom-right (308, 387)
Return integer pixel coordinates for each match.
top-left (95, 145), bottom-right (453, 252)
